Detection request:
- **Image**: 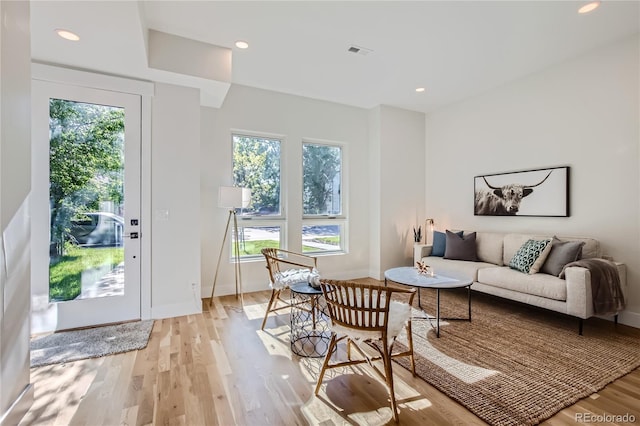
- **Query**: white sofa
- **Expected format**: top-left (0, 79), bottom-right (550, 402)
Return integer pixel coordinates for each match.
top-left (414, 231), bottom-right (627, 334)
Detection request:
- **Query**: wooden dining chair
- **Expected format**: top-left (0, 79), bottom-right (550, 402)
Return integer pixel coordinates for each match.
top-left (315, 279), bottom-right (416, 422)
top-left (260, 248), bottom-right (318, 330)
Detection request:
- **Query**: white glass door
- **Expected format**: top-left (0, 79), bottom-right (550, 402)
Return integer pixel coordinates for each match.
top-left (32, 80), bottom-right (141, 331)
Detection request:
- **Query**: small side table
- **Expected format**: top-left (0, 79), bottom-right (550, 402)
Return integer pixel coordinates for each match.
top-left (289, 282), bottom-right (330, 357)
top-left (384, 267), bottom-right (472, 338)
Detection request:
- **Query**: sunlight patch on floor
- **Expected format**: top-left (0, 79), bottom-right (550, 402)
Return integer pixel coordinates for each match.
top-left (242, 301), bottom-right (268, 320)
top-left (401, 314), bottom-right (499, 384)
top-left (256, 327), bottom-right (293, 358)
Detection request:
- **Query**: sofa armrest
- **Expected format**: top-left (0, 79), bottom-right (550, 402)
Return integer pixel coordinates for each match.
top-left (413, 244), bottom-right (433, 264)
top-left (564, 261), bottom-right (626, 319)
top-left (564, 266), bottom-right (593, 319)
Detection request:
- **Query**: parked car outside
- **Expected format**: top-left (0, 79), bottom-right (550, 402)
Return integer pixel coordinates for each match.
top-left (69, 212), bottom-right (124, 247)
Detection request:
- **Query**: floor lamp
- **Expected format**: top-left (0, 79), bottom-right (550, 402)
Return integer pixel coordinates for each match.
top-left (210, 186), bottom-right (251, 307)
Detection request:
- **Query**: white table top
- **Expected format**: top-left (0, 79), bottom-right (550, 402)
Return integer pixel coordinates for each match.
top-left (384, 266), bottom-right (472, 289)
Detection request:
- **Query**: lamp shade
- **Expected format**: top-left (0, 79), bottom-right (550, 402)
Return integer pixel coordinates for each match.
top-left (218, 186), bottom-right (251, 208)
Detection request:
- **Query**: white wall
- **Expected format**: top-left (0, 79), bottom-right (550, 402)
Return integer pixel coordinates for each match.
top-left (201, 85), bottom-right (370, 296)
top-left (372, 105), bottom-right (426, 278)
top-left (151, 83), bottom-right (202, 317)
top-left (0, 1), bottom-right (33, 423)
top-left (425, 35), bottom-right (640, 326)
top-left (368, 107), bottom-right (382, 278)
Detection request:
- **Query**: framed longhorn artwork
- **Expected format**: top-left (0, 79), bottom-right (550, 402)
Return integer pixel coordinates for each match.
top-left (474, 166), bottom-right (570, 217)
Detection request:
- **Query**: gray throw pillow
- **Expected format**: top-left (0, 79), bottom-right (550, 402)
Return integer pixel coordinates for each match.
top-left (432, 230), bottom-right (463, 257)
top-left (541, 237), bottom-right (585, 277)
top-left (444, 231), bottom-right (478, 261)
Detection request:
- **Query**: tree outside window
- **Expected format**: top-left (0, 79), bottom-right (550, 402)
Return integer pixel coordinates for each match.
top-left (232, 134), bottom-right (281, 216)
top-left (303, 143), bottom-right (341, 216)
top-left (49, 99), bottom-right (124, 255)
top-left (231, 135), bottom-right (345, 255)
top-left (302, 142), bottom-right (343, 254)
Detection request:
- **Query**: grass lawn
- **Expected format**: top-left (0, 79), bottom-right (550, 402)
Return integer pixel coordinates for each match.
top-left (235, 239), bottom-right (280, 256)
top-left (236, 237), bottom-right (344, 256)
top-left (49, 246), bottom-right (124, 301)
top-left (312, 236), bottom-right (339, 245)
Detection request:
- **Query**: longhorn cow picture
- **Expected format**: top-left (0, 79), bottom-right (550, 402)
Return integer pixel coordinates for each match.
top-left (474, 167), bottom-right (570, 217)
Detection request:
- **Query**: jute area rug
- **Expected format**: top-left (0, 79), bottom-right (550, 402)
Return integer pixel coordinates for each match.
top-left (393, 289), bottom-right (640, 426)
top-left (30, 320), bottom-right (154, 368)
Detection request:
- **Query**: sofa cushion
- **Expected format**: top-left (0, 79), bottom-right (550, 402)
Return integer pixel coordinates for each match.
top-left (477, 266), bottom-right (567, 301)
top-left (556, 236), bottom-right (599, 259)
top-left (432, 230), bottom-right (463, 257)
top-left (425, 256), bottom-right (495, 282)
top-left (541, 237), bottom-right (585, 277)
top-left (470, 231), bottom-right (505, 266)
top-left (508, 239), bottom-right (552, 274)
top-left (444, 231), bottom-right (478, 261)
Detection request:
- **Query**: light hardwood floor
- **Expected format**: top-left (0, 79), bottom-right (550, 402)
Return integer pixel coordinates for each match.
top-left (21, 286), bottom-right (640, 426)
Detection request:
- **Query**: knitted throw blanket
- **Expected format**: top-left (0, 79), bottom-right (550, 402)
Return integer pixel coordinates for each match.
top-left (560, 258), bottom-right (625, 315)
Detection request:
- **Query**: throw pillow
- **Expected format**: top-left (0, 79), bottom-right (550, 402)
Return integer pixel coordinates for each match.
top-left (432, 230), bottom-right (463, 257)
top-left (509, 239), bottom-right (552, 274)
top-left (444, 231), bottom-right (478, 261)
top-left (541, 236), bottom-right (585, 277)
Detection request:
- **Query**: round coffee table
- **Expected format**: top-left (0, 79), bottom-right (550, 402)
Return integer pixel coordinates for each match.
top-left (384, 266), bottom-right (472, 337)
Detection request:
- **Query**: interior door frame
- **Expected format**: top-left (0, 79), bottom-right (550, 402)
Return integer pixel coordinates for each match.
top-left (30, 64), bottom-right (153, 333)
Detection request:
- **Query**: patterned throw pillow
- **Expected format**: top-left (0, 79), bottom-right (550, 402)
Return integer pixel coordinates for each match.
top-left (509, 239), bottom-right (552, 274)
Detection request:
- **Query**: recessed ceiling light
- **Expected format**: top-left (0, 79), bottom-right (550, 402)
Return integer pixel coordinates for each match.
top-left (55, 28), bottom-right (80, 41)
top-left (578, 1), bottom-right (601, 14)
top-left (416, 87), bottom-right (426, 93)
top-left (235, 40), bottom-right (249, 49)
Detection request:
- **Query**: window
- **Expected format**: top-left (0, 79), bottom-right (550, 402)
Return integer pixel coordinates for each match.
top-left (233, 225), bottom-right (283, 257)
top-left (232, 134), bottom-right (284, 257)
top-left (233, 134), bottom-right (281, 217)
top-left (302, 142), bottom-right (344, 254)
top-left (303, 143), bottom-right (341, 215)
top-left (231, 135), bottom-right (345, 256)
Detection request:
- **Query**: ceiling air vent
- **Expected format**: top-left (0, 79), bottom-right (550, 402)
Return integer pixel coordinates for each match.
top-left (347, 44), bottom-right (373, 56)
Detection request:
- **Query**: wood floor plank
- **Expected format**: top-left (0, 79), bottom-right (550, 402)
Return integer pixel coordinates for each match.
top-left (22, 285), bottom-right (640, 426)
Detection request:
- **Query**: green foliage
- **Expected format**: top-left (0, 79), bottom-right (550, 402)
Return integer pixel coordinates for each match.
top-left (232, 136), bottom-right (341, 217)
top-left (233, 135), bottom-right (280, 213)
top-left (49, 246), bottom-right (124, 301)
top-left (49, 99), bottom-right (125, 253)
top-left (303, 144), bottom-right (341, 214)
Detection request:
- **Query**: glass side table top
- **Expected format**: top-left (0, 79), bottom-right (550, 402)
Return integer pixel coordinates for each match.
top-left (384, 266), bottom-right (471, 289)
top-left (290, 282), bottom-right (322, 295)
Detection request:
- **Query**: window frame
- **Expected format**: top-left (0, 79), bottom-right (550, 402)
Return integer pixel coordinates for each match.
top-left (302, 138), bottom-right (347, 255)
top-left (302, 139), bottom-right (345, 220)
top-left (301, 219), bottom-right (347, 255)
top-left (232, 131), bottom-right (286, 220)
top-left (231, 131), bottom-right (287, 259)
top-left (233, 220), bottom-right (287, 260)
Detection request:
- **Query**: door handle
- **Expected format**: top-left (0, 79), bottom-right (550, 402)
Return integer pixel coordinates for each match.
top-left (124, 232), bottom-right (139, 239)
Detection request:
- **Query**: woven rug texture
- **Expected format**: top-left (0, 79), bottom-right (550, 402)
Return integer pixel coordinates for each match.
top-left (30, 320), bottom-right (154, 368)
top-left (393, 289), bottom-right (640, 426)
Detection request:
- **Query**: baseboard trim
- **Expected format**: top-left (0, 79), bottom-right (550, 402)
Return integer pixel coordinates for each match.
top-left (618, 310), bottom-right (640, 329)
top-left (1, 383), bottom-right (34, 426)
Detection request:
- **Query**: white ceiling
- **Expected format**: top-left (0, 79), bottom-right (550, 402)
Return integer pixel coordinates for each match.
top-left (31, 1), bottom-right (640, 113)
